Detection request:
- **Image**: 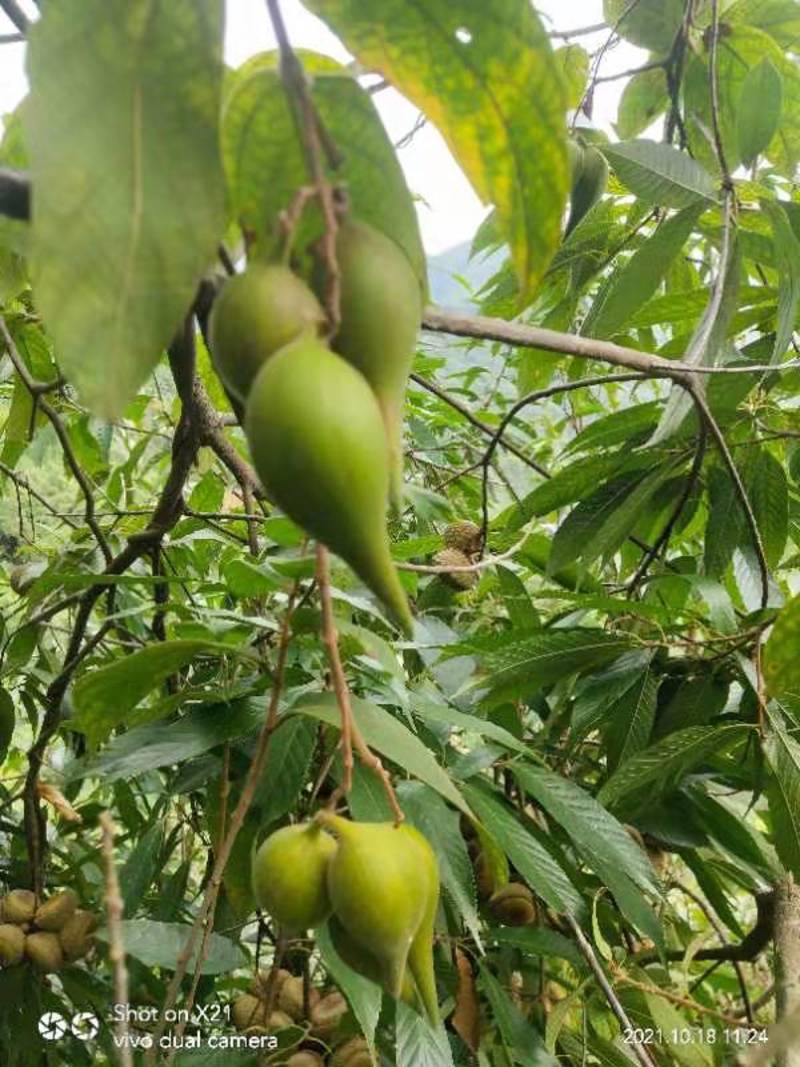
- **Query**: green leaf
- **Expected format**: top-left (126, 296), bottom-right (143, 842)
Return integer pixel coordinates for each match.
top-left (763, 199), bottom-right (800, 364)
top-left (737, 59), bottom-right (783, 166)
top-left (478, 964), bottom-right (556, 1066)
top-left (746, 447), bottom-right (789, 569)
top-left (305, 0), bottom-right (569, 302)
top-left (96, 919), bottom-right (246, 975)
top-left (601, 655), bottom-right (659, 770)
top-left (466, 628), bottom-right (633, 705)
top-left (494, 566), bottom-right (539, 628)
top-left (120, 822), bottom-right (165, 917)
top-left (602, 140), bottom-right (718, 208)
top-left (486, 927), bottom-right (583, 968)
top-left (396, 1002), bottom-right (456, 1067)
top-left (598, 725), bottom-right (748, 811)
top-left (549, 461), bottom-right (681, 573)
top-left (764, 715), bottom-right (800, 878)
top-left (223, 55), bottom-right (425, 289)
top-left (586, 203), bottom-right (704, 339)
top-left (604, 0), bottom-right (684, 53)
top-left (68, 699), bottom-right (264, 783)
top-left (317, 923), bottom-right (381, 1050)
top-left (566, 408), bottom-right (664, 456)
top-left (616, 66), bottom-right (669, 140)
top-left (293, 693), bottom-right (470, 815)
top-left (764, 595), bottom-right (800, 698)
top-left (26, 0), bottom-right (226, 417)
top-left (72, 640), bottom-right (249, 746)
top-left (251, 716), bottom-right (317, 824)
top-left (463, 784), bottom-right (584, 916)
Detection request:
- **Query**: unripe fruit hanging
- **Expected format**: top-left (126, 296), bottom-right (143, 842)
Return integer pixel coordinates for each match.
top-left (244, 336), bottom-right (413, 633)
top-left (316, 813), bottom-right (438, 1013)
top-left (3, 889), bottom-right (36, 925)
top-left (35, 889), bottom-right (78, 932)
top-left (209, 263), bottom-right (325, 402)
top-left (25, 931), bottom-right (63, 972)
top-left (0, 923), bottom-right (25, 966)
top-left (321, 219), bottom-right (422, 513)
top-left (488, 883), bottom-right (537, 926)
top-left (252, 823), bottom-right (336, 932)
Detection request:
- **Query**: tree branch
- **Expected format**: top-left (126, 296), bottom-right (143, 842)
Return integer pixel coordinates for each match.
top-left (0, 0), bottom-right (28, 34)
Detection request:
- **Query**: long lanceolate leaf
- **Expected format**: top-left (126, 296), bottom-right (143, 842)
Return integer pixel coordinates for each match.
top-left (304, 0), bottom-right (569, 303)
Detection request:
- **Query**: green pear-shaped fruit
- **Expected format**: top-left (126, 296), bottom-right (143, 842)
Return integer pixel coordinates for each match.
top-left (406, 830), bottom-right (440, 1025)
top-left (316, 813), bottom-right (435, 1004)
top-left (244, 335), bottom-right (413, 634)
top-left (252, 823), bottom-right (336, 932)
top-left (328, 915), bottom-right (415, 1005)
top-left (209, 263), bottom-right (325, 402)
top-left (321, 219), bottom-right (422, 513)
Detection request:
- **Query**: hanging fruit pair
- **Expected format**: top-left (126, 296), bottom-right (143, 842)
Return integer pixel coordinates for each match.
top-left (208, 218), bottom-right (419, 634)
top-left (565, 137), bottom-right (609, 236)
top-left (251, 814), bottom-right (440, 1024)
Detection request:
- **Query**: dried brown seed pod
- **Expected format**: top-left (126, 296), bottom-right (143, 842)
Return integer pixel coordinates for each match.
top-left (434, 547), bottom-right (477, 590)
top-left (25, 931), bottom-right (64, 972)
top-left (309, 990), bottom-right (348, 1038)
top-left (0, 923), bottom-right (26, 966)
top-left (3, 889), bottom-right (36, 925)
top-left (331, 1036), bottom-right (372, 1067)
top-left (58, 909), bottom-right (98, 961)
top-left (249, 966), bottom-right (291, 999)
top-left (232, 993), bottom-right (269, 1031)
top-left (489, 883), bottom-right (537, 926)
top-left (34, 889), bottom-right (79, 932)
top-left (278, 974), bottom-right (319, 1021)
top-left (444, 520), bottom-right (483, 556)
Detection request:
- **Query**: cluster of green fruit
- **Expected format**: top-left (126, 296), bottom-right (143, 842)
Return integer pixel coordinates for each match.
top-left (0, 887), bottom-right (97, 972)
top-left (565, 136), bottom-right (609, 237)
top-left (251, 814), bottom-right (439, 1024)
top-left (232, 968), bottom-right (364, 1066)
top-left (433, 519), bottom-right (483, 591)
top-left (210, 218), bottom-right (422, 634)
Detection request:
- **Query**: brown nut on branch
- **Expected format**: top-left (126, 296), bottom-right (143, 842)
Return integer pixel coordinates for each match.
top-left (277, 974), bottom-right (319, 1021)
top-left (58, 909), bottom-right (98, 961)
top-left (331, 1036), bottom-right (372, 1067)
top-left (287, 1053), bottom-right (326, 1067)
top-left (35, 889), bottom-right (78, 932)
top-left (3, 889), bottom-right (36, 925)
top-left (25, 931), bottom-right (63, 972)
top-left (310, 990), bottom-right (348, 1038)
top-left (232, 993), bottom-right (269, 1031)
top-left (444, 520), bottom-right (483, 556)
top-left (0, 923), bottom-right (26, 966)
top-left (489, 883), bottom-right (537, 926)
top-left (434, 548), bottom-right (477, 590)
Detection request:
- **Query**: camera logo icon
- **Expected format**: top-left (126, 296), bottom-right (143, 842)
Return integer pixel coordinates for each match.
top-left (38, 1013), bottom-right (69, 1041)
top-left (38, 1011), bottom-right (100, 1042)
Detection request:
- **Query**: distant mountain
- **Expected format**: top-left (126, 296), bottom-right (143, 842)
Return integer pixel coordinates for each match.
top-left (427, 240), bottom-right (503, 309)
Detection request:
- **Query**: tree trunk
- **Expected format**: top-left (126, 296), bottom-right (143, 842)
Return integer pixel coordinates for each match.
top-left (776, 876), bottom-right (800, 1067)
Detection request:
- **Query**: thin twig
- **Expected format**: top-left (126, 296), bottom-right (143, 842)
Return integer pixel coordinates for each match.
top-left (0, 0), bottom-right (28, 33)
top-left (316, 545), bottom-right (403, 823)
top-left (564, 913), bottom-right (658, 1067)
top-left (100, 812), bottom-right (133, 1067)
top-left (152, 584), bottom-right (301, 1066)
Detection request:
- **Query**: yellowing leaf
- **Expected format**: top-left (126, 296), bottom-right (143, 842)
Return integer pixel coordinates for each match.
top-left (305, 0), bottom-right (569, 303)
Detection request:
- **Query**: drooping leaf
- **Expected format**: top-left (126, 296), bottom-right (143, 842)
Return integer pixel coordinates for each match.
top-left (616, 65), bottom-right (669, 139)
top-left (316, 923), bottom-right (382, 1050)
top-left (764, 715), bottom-right (800, 878)
top-left (26, 0), bottom-right (226, 416)
top-left (304, 0), bottom-right (569, 302)
top-left (96, 920), bottom-right (246, 975)
top-left (604, 0), bottom-right (684, 53)
top-left (764, 595), bottom-right (800, 698)
top-left (294, 692), bottom-right (470, 814)
top-left (762, 199), bottom-right (800, 364)
top-left (478, 964), bottom-right (556, 1066)
top-left (737, 59), bottom-right (783, 166)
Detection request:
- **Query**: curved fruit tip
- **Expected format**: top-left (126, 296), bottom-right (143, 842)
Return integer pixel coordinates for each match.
top-left (359, 542), bottom-right (413, 637)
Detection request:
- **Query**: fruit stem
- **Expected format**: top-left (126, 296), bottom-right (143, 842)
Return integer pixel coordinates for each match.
top-left (315, 544), bottom-right (404, 824)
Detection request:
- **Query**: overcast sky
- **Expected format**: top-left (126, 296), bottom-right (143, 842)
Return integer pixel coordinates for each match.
top-left (0, 1), bottom-right (640, 254)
